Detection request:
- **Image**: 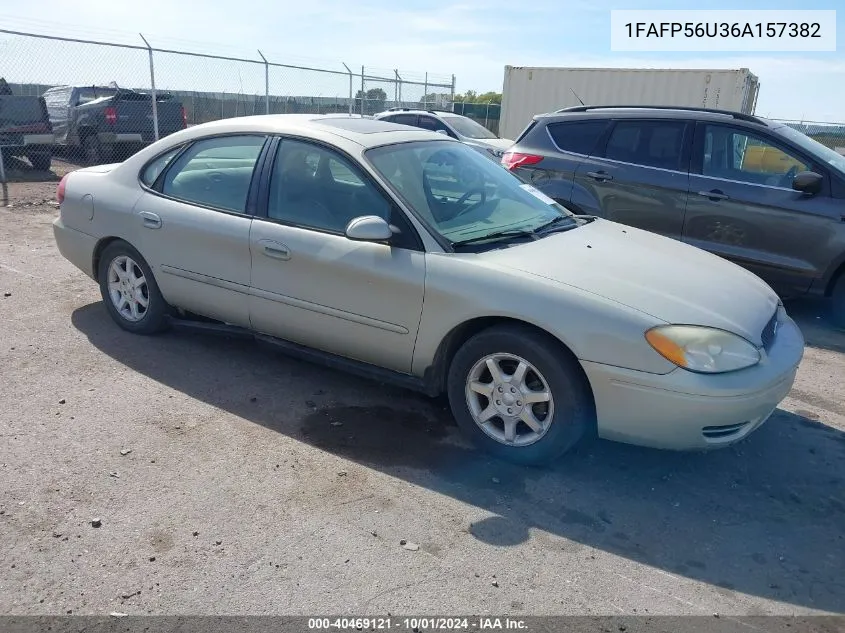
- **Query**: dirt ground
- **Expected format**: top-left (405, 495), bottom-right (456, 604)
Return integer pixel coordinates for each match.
top-left (1, 164), bottom-right (844, 617)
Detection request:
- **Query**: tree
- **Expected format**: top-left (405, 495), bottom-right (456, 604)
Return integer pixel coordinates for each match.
top-left (355, 87), bottom-right (387, 114)
top-left (454, 90), bottom-right (501, 104)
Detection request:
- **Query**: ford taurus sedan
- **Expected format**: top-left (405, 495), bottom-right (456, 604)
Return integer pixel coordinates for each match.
top-left (52, 114), bottom-right (805, 465)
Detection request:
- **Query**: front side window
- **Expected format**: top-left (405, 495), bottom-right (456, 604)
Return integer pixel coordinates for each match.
top-left (417, 116), bottom-right (448, 133)
top-left (267, 139), bottom-right (391, 233)
top-left (161, 135), bottom-right (266, 212)
top-left (702, 124), bottom-right (812, 188)
top-left (366, 140), bottom-right (578, 246)
top-left (603, 120), bottom-right (687, 171)
top-left (389, 114), bottom-right (419, 126)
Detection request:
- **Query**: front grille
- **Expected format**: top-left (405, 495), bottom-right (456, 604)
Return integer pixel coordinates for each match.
top-left (760, 308), bottom-right (779, 350)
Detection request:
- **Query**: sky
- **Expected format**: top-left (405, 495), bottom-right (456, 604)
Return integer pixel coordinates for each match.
top-left (1, 0), bottom-right (843, 121)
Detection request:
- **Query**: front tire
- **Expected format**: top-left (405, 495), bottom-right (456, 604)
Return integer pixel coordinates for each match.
top-left (28, 152), bottom-right (52, 171)
top-left (446, 324), bottom-right (594, 466)
top-left (97, 241), bottom-right (169, 335)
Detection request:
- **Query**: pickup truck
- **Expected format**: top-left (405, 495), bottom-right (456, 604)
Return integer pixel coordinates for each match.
top-left (42, 85), bottom-right (187, 164)
top-left (0, 79), bottom-right (53, 171)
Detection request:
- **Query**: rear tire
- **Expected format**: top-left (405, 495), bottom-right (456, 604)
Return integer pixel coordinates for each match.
top-left (28, 152), bottom-right (52, 171)
top-left (446, 324), bottom-right (594, 466)
top-left (97, 241), bottom-right (169, 335)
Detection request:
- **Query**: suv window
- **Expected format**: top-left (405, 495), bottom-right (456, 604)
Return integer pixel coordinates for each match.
top-left (161, 135), bottom-right (266, 212)
top-left (268, 139), bottom-right (391, 233)
top-left (547, 120), bottom-right (609, 155)
top-left (603, 120), bottom-right (687, 171)
top-left (702, 124), bottom-right (812, 188)
top-left (388, 114), bottom-right (418, 126)
top-left (417, 116), bottom-right (446, 133)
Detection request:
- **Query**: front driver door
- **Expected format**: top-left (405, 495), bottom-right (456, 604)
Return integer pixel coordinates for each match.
top-left (248, 137), bottom-right (426, 373)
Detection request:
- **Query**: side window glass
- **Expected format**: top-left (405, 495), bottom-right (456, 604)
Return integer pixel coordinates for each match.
top-left (392, 114), bottom-right (419, 126)
top-left (418, 116), bottom-right (444, 132)
top-left (702, 124), bottom-right (811, 187)
top-left (161, 135), bottom-right (266, 212)
top-left (604, 120), bottom-right (687, 171)
top-left (268, 139), bottom-right (391, 233)
top-left (548, 120), bottom-right (608, 155)
top-left (141, 146), bottom-right (183, 187)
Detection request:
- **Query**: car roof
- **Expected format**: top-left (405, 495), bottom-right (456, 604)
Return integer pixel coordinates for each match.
top-left (171, 113), bottom-right (452, 148)
top-left (375, 109), bottom-right (460, 118)
top-left (534, 106), bottom-right (774, 128)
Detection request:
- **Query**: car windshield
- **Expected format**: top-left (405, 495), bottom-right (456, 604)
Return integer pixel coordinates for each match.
top-left (441, 115), bottom-right (499, 140)
top-left (775, 124), bottom-right (845, 174)
top-left (365, 140), bottom-right (578, 247)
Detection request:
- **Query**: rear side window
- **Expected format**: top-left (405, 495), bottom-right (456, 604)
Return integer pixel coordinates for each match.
top-left (547, 120), bottom-right (609, 155)
top-left (390, 114), bottom-right (419, 126)
top-left (141, 146), bottom-right (183, 187)
top-left (161, 135), bottom-right (266, 212)
top-left (603, 120), bottom-right (687, 171)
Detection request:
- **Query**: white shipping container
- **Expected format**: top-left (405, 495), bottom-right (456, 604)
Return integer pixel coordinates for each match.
top-left (499, 67), bottom-right (760, 141)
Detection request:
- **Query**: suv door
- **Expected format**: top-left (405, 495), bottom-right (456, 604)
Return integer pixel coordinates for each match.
top-left (684, 122), bottom-right (841, 295)
top-left (572, 119), bottom-right (692, 241)
top-left (248, 137), bottom-right (426, 373)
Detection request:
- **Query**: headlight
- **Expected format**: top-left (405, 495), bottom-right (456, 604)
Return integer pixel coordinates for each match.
top-left (645, 325), bottom-right (761, 374)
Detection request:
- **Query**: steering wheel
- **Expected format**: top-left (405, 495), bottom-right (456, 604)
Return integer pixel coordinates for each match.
top-left (451, 187), bottom-right (487, 219)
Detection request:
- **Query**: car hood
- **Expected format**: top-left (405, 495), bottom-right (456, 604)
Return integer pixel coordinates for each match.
top-left (477, 219), bottom-right (780, 345)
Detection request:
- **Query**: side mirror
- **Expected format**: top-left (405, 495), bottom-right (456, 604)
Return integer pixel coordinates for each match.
top-left (345, 215), bottom-right (393, 242)
top-left (435, 129), bottom-right (449, 136)
top-left (792, 171), bottom-right (823, 195)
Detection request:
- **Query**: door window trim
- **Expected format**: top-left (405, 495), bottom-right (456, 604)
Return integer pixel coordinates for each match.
top-left (254, 134), bottom-right (426, 252)
top-left (593, 118), bottom-right (694, 174)
top-left (689, 121), bottom-right (830, 196)
top-left (139, 132), bottom-right (271, 218)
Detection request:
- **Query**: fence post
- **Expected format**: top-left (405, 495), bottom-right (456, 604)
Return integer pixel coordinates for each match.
top-left (423, 72), bottom-right (428, 108)
top-left (257, 50), bottom-right (269, 115)
top-left (450, 74), bottom-right (456, 108)
top-left (342, 63), bottom-right (353, 116)
top-left (139, 33), bottom-right (159, 141)
top-left (395, 70), bottom-right (402, 106)
top-left (360, 66), bottom-right (365, 115)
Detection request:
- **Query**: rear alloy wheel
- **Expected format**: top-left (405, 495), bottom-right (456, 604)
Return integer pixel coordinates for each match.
top-left (98, 241), bottom-right (169, 335)
top-left (447, 324), bottom-right (594, 466)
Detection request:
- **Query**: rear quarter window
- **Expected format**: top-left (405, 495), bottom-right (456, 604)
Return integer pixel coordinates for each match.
top-left (547, 120), bottom-right (609, 155)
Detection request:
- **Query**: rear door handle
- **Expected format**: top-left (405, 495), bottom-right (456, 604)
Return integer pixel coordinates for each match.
top-left (698, 190), bottom-right (730, 201)
top-left (586, 171), bottom-right (612, 182)
top-left (259, 240), bottom-right (290, 260)
top-left (139, 211), bottom-right (162, 229)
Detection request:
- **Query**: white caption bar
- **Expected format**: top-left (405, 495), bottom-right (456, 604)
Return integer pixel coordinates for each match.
top-left (610, 10), bottom-right (837, 52)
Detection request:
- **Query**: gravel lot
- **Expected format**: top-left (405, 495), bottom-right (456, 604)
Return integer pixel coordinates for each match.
top-left (1, 161), bottom-right (844, 617)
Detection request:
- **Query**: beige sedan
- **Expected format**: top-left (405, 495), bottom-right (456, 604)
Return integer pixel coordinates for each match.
top-left (52, 114), bottom-right (805, 465)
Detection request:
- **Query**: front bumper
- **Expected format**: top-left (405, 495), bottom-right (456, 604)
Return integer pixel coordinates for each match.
top-left (581, 312), bottom-right (805, 450)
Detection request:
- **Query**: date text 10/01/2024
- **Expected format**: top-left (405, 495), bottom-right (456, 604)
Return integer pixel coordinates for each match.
top-left (623, 22), bottom-right (822, 38)
top-left (308, 617), bottom-right (529, 630)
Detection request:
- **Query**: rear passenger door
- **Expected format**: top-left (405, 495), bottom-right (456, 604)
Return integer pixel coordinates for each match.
top-left (572, 119), bottom-right (692, 241)
top-left (133, 134), bottom-right (268, 327)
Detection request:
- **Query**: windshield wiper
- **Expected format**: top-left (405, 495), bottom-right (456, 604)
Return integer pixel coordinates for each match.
top-left (451, 228), bottom-right (538, 247)
top-left (532, 215), bottom-right (578, 234)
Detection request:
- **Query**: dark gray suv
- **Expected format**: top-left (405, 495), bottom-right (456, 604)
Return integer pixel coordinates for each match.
top-left (503, 105), bottom-right (845, 326)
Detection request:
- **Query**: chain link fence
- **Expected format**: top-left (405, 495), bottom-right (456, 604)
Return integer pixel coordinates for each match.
top-left (0, 28), bottom-right (456, 132)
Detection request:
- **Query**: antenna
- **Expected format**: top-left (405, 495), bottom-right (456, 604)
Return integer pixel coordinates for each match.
top-left (570, 88), bottom-right (585, 106)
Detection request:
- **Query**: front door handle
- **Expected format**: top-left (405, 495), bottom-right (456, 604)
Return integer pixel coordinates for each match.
top-left (139, 211), bottom-right (162, 229)
top-left (586, 171), bottom-right (613, 182)
top-left (698, 189), bottom-right (730, 201)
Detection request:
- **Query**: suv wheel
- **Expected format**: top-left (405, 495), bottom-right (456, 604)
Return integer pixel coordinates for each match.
top-left (28, 152), bottom-right (52, 171)
top-left (446, 324), bottom-right (594, 466)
